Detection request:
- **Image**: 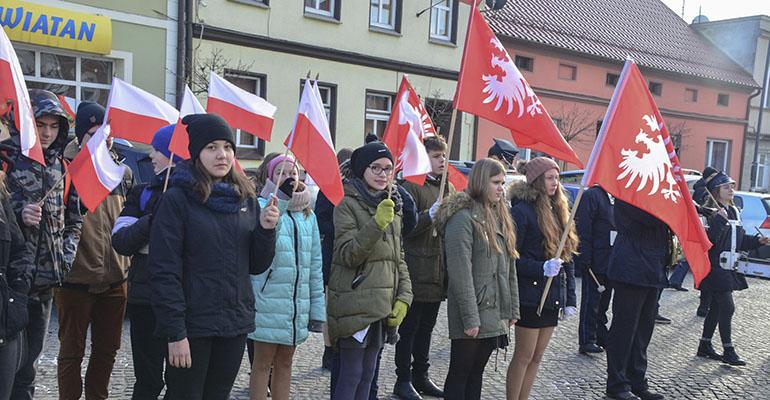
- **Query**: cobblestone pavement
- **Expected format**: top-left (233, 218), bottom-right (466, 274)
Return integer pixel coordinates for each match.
top-left (34, 274), bottom-right (770, 399)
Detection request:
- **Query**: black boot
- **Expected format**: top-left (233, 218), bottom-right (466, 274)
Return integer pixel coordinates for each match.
top-left (393, 380), bottom-right (423, 400)
top-left (322, 346), bottom-right (333, 371)
top-left (722, 346), bottom-right (747, 366)
top-left (412, 371), bottom-right (444, 397)
top-left (696, 340), bottom-right (722, 360)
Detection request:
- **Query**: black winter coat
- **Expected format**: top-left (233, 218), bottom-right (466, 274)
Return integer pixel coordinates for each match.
top-left (147, 165), bottom-right (276, 341)
top-left (112, 172), bottom-right (168, 304)
top-left (509, 182), bottom-right (576, 311)
top-left (0, 193), bottom-right (33, 342)
top-left (607, 200), bottom-right (670, 288)
top-left (699, 205), bottom-right (760, 292)
top-left (574, 186), bottom-right (615, 276)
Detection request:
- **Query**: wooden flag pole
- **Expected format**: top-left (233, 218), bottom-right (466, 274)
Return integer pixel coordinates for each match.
top-left (536, 183), bottom-right (585, 316)
top-left (38, 170), bottom-right (69, 206)
top-left (437, 108), bottom-right (458, 203)
top-left (162, 154), bottom-right (175, 193)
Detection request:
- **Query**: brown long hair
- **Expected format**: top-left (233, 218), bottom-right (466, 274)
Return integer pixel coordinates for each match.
top-left (191, 159), bottom-right (256, 203)
top-left (466, 158), bottom-right (518, 259)
top-left (530, 174), bottom-right (578, 262)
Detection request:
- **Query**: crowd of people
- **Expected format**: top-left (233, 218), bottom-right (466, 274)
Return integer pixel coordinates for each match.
top-left (0, 89), bottom-right (765, 400)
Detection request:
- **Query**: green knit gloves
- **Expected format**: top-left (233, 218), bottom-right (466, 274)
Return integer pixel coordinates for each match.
top-left (387, 300), bottom-right (409, 327)
top-left (374, 199), bottom-right (395, 230)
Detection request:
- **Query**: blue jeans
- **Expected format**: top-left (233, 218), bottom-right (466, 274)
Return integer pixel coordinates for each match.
top-left (669, 261), bottom-right (689, 287)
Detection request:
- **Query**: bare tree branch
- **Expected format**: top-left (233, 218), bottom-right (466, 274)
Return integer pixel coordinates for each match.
top-left (191, 48), bottom-right (254, 96)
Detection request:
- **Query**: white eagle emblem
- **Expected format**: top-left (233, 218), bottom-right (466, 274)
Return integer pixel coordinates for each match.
top-left (617, 115), bottom-right (681, 203)
top-left (482, 38), bottom-right (543, 117)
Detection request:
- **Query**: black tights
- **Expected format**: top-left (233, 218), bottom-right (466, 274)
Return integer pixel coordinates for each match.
top-left (701, 291), bottom-right (735, 346)
top-left (443, 338), bottom-right (495, 400)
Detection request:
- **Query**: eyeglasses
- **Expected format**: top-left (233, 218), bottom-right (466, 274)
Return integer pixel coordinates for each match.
top-left (368, 165), bottom-right (394, 176)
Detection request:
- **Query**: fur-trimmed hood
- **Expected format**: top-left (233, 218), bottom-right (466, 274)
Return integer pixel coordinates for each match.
top-left (433, 191), bottom-right (474, 235)
top-left (507, 180), bottom-right (539, 205)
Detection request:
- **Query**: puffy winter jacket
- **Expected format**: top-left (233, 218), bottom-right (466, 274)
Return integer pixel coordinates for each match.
top-left (0, 191), bottom-right (34, 342)
top-left (249, 197), bottom-right (325, 346)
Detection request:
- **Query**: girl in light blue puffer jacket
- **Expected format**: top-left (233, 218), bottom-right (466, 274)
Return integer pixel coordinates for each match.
top-left (249, 155), bottom-right (325, 400)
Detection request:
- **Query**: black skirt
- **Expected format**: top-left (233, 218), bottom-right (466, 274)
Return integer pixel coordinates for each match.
top-left (515, 306), bottom-right (559, 329)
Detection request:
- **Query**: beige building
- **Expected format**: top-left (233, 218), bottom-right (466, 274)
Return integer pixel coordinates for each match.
top-left (191, 0), bottom-right (476, 166)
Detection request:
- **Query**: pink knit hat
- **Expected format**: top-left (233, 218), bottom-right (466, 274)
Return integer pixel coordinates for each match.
top-left (267, 155), bottom-right (296, 180)
top-left (524, 157), bottom-right (560, 184)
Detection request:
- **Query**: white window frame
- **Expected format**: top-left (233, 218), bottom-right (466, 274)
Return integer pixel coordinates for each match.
top-left (706, 139), bottom-right (730, 172)
top-left (430, 0), bottom-right (453, 41)
top-left (365, 92), bottom-right (393, 138)
top-left (370, 0), bottom-right (397, 30)
top-left (225, 71), bottom-right (265, 149)
top-left (305, 0), bottom-right (335, 17)
top-left (756, 153), bottom-right (770, 188)
top-left (16, 45), bottom-right (119, 105)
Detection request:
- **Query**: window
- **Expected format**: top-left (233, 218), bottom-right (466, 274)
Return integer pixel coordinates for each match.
top-left (300, 80), bottom-right (337, 143)
top-left (706, 139), bottom-right (729, 172)
top-left (224, 70), bottom-right (266, 154)
top-left (648, 81), bottom-right (662, 96)
top-left (606, 73), bottom-right (619, 87)
top-left (558, 64), bottom-right (577, 81)
top-left (370, 0), bottom-right (400, 31)
top-left (430, 0), bottom-right (456, 42)
top-left (717, 93), bottom-right (730, 107)
top-left (365, 92), bottom-right (394, 139)
top-left (305, 0), bottom-right (338, 19)
top-left (596, 120), bottom-right (603, 136)
top-left (515, 55), bottom-right (534, 72)
top-left (16, 47), bottom-right (114, 105)
top-left (685, 88), bottom-right (698, 102)
top-left (755, 153), bottom-right (770, 188)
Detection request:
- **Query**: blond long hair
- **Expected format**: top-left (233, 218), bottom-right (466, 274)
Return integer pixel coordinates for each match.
top-left (466, 158), bottom-right (518, 259)
top-left (530, 175), bottom-right (578, 262)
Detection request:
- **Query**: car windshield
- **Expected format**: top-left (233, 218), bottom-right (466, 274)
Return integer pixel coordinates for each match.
top-left (762, 197), bottom-right (770, 215)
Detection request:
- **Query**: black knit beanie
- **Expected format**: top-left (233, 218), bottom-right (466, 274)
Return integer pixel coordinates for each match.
top-left (350, 141), bottom-right (393, 179)
top-left (182, 113), bottom-right (236, 160)
top-left (75, 102), bottom-right (105, 144)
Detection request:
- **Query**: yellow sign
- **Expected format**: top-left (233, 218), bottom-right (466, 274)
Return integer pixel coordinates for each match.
top-left (1, 0), bottom-right (112, 54)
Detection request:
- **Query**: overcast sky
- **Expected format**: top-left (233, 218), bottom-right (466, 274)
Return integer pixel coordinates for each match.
top-left (660, 0), bottom-right (770, 23)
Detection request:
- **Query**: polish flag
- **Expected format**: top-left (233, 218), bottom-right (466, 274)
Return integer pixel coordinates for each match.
top-left (169, 85), bottom-right (206, 159)
top-left (207, 72), bottom-right (276, 141)
top-left (69, 124), bottom-right (127, 212)
top-left (285, 81), bottom-right (343, 205)
top-left (57, 95), bottom-right (77, 122)
top-left (382, 77), bottom-right (433, 185)
top-left (0, 28), bottom-right (44, 165)
top-left (447, 164), bottom-right (468, 192)
top-left (105, 78), bottom-right (180, 144)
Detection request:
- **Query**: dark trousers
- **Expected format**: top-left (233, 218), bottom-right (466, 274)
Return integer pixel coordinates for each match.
top-left (164, 335), bottom-right (246, 400)
top-left (702, 291), bottom-right (735, 345)
top-left (11, 294), bottom-right (53, 400)
top-left (443, 339), bottom-right (495, 400)
top-left (578, 274), bottom-right (612, 347)
top-left (394, 301), bottom-right (441, 381)
top-left (333, 346), bottom-right (381, 400)
top-left (0, 332), bottom-right (24, 400)
top-left (128, 303), bottom-right (167, 399)
top-left (669, 261), bottom-right (689, 287)
top-left (606, 282), bottom-right (658, 395)
top-left (330, 347), bottom-right (381, 400)
top-left (55, 284), bottom-right (127, 400)
top-left (699, 291), bottom-right (713, 312)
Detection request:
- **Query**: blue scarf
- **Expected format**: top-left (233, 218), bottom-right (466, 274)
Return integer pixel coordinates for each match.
top-left (170, 162), bottom-right (244, 214)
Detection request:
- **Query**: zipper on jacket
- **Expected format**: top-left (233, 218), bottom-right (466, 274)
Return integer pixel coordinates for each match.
top-left (260, 269), bottom-right (273, 293)
top-left (288, 212), bottom-right (300, 346)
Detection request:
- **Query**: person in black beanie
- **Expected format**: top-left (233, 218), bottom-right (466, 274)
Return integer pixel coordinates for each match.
top-left (147, 113), bottom-right (280, 399)
top-left (74, 102), bottom-right (105, 145)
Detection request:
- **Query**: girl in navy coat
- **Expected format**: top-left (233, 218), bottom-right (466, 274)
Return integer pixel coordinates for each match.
top-left (696, 171), bottom-right (768, 366)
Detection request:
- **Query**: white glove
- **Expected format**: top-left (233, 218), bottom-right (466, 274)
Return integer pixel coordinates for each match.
top-left (543, 258), bottom-right (563, 277)
top-left (429, 200), bottom-right (441, 220)
top-left (560, 306), bottom-right (577, 321)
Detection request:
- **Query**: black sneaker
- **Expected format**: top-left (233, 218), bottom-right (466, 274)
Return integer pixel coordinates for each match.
top-left (632, 389), bottom-right (664, 400)
top-left (606, 391), bottom-right (641, 400)
top-left (579, 343), bottom-right (605, 355)
top-left (654, 314), bottom-right (671, 324)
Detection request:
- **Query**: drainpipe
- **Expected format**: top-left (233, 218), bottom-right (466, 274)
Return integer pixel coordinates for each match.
top-left (185, 0), bottom-right (194, 89)
top-left (750, 38), bottom-right (770, 189)
top-left (175, 0), bottom-right (186, 108)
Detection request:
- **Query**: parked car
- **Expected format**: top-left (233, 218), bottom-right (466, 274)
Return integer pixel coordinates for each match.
top-left (450, 160), bottom-right (525, 185)
top-left (112, 139), bottom-right (155, 185)
top-left (560, 169), bottom-right (701, 201)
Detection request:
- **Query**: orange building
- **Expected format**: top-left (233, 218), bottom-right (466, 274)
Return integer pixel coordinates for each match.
top-left (476, 0), bottom-right (759, 184)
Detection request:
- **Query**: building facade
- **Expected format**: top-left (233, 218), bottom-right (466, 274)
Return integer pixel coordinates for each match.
top-left (695, 16), bottom-right (770, 191)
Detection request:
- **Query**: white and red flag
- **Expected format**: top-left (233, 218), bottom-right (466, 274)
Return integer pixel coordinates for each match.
top-left (105, 78), bottom-right (179, 144)
top-left (285, 81), bottom-right (343, 205)
top-left (57, 95), bottom-right (77, 122)
top-left (454, 5), bottom-right (583, 167)
top-left (582, 58), bottom-right (711, 287)
top-left (69, 124), bottom-right (127, 212)
top-left (382, 77), bottom-right (433, 185)
top-left (207, 71), bottom-right (276, 141)
top-left (0, 28), bottom-right (44, 165)
top-left (169, 85), bottom-right (206, 159)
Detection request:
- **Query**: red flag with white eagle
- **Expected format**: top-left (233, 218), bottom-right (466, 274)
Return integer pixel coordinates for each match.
top-left (285, 81), bottom-right (343, 205)
top-left (105, 78), bottom-right (180, 144)
top-left (382, 77), bottom-right (433, 185)
top-left (169, 85), bottom-right (206, 160)
top-left (69, 123), bottom-right (127, 212)
top-left (453, 5), bottom-right (583, 168)
top-left (582, 58), bottom-right (711, 287)
top-left (0, 28), bottom-right (44, 165)
top-left (207, 72), bottom-right (276, 141)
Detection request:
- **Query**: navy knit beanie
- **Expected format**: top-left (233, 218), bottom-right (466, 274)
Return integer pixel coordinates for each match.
top-left (75, 102), bottom-right (105, 144)
top-left (151, 124), bottom-right (183, 163)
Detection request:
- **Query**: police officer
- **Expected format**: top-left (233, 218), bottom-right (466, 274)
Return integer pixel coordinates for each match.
top-left (487, 138), bottom-right (518, 170)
